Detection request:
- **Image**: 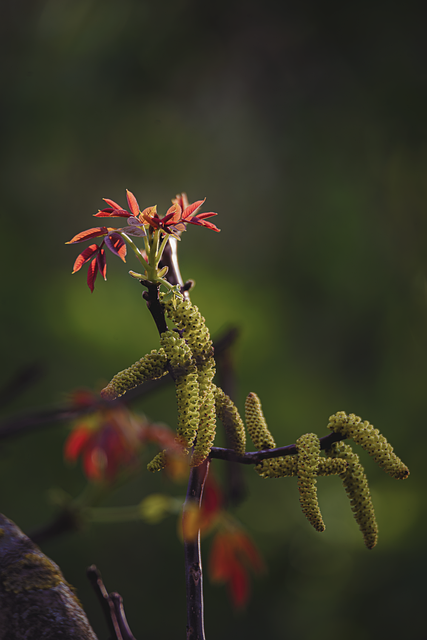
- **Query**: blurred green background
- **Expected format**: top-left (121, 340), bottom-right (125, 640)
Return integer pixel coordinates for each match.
top-left (1, 0), bottom-right (426, 638)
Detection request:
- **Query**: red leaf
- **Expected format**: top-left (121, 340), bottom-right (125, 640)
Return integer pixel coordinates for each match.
top-left (173, 193), bottom-right (189, 210)
top-left (97, 247), bottom-right (107, 280)
top-left (94, 208), bottom-right (130, 218)
top-left (164, 203), bottom-right (182, 224)
top-left (208, 528), bottom-right (264, 609)
top-left (141, 205), bottom-right (158, 226)
top-left (235, 531), bottom-right (265, 574)
top-left (103, 198), bottom-right (125, 210)
top-left (72, 244), bottom-right (99, 274)
top-left (66, 227), bottom-right (108, 244)
top-left (193, 211), bottom-right (218, 220)
top-left (209, 533), bottom-right (232, 582)
top-left (202, 476), bottom-right (222, 518)
top-left (189, 217), bottom-right (221, 232)
top-left (126, 190), bottom-right (140, 217)
top-left (87, 257), bottom-right (98, 292)
top-left (229, 560), bottom-right (250, 609)
top-left (116, 239), bottom-right (127, 262)
top-left (105, 233), bottom-right (127, 262)
top-left (64, 427), bottom-right (92, 462)
top-left (83, 446), bottom-right (104, 481)
top-left (182, 199), bottom-right (205, 220)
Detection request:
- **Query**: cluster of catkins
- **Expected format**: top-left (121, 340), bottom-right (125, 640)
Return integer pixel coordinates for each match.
top-left (246, 395), bottom-right (409, 549)
top-left (101, 294), bottom-right (246, 468)
top-left (101, 297), bottom-right (409, 549)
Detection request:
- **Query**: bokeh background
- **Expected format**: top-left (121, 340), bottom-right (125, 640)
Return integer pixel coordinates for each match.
top-left (1, 0), bottom-right (426, 638)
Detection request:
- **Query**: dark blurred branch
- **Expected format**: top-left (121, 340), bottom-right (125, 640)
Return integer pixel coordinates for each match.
top-left (0, 329), bottom-right (239, 441)
top-left (30, 506), bottom-right (82, 545)
top-left (87, 565), bottom-right (137, 640)
top-left (0, 361), bottom-right (45, 408)
top-left (0, 379), bottom-right (168, 441)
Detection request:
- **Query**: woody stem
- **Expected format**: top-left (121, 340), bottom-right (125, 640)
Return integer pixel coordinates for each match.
top-left (142, 283), bottom-right (169, 336)
top-left (184, 459), bottom-right (210, 640)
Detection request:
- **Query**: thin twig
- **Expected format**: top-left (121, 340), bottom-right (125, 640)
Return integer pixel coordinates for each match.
top-left (87, 565), bottom-right (137, 640)
top-left (87, 565), bottom-right (124, 640)
top-left (209, 431), bottom-right (346, 464)
top-left (110, 593), bottom-right (138, 640)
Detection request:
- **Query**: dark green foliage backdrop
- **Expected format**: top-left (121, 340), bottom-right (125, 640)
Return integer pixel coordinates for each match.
top-left (1, 1), bottom-right (426, 638)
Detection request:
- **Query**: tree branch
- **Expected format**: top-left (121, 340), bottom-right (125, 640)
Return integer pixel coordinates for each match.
top-left (184, 459), bottom-right (210, 640)
top-left (87, 565), bottom-right (137, 640)
top-left (209, 431), bottom-right (346, 464)
top-left (142, 283), bottom-right (169, 337)
top-left (0, 329), bottom-right (239, 442)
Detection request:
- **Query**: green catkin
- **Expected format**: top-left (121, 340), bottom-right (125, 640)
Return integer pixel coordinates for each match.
top-left (100, 349), bottom-right (168, 400)
top-left (213, 386), bottom-right (246, 456)
top-left (245, 390), bottom-right (282, 480)
top-left (245, 392), bottom-right (276, 450)
top-left (254, 454), bottom-right (347, 479)
top-left (161, 296), bottom-right (219, 466)
top-left (255, 456), bottom-right (297, 478)
top-left (317, 457), bottom-right (348, 476)
top-left (147, 450), bottom-right (168, 473)
top-left (161, 296), bottom-right (214, 364)
top-left (190, 337), bottom-right (216, 467)
top-left (160, 331), bottom-right (200, 451)
top-left (327, 412), bottom-right (410, 480)
top-left (296, 433), bottom-right (325, 532)
top-left (327, 441), bottom-right (378, 549)
top-left (191, 385), bottom-right (217, 467)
